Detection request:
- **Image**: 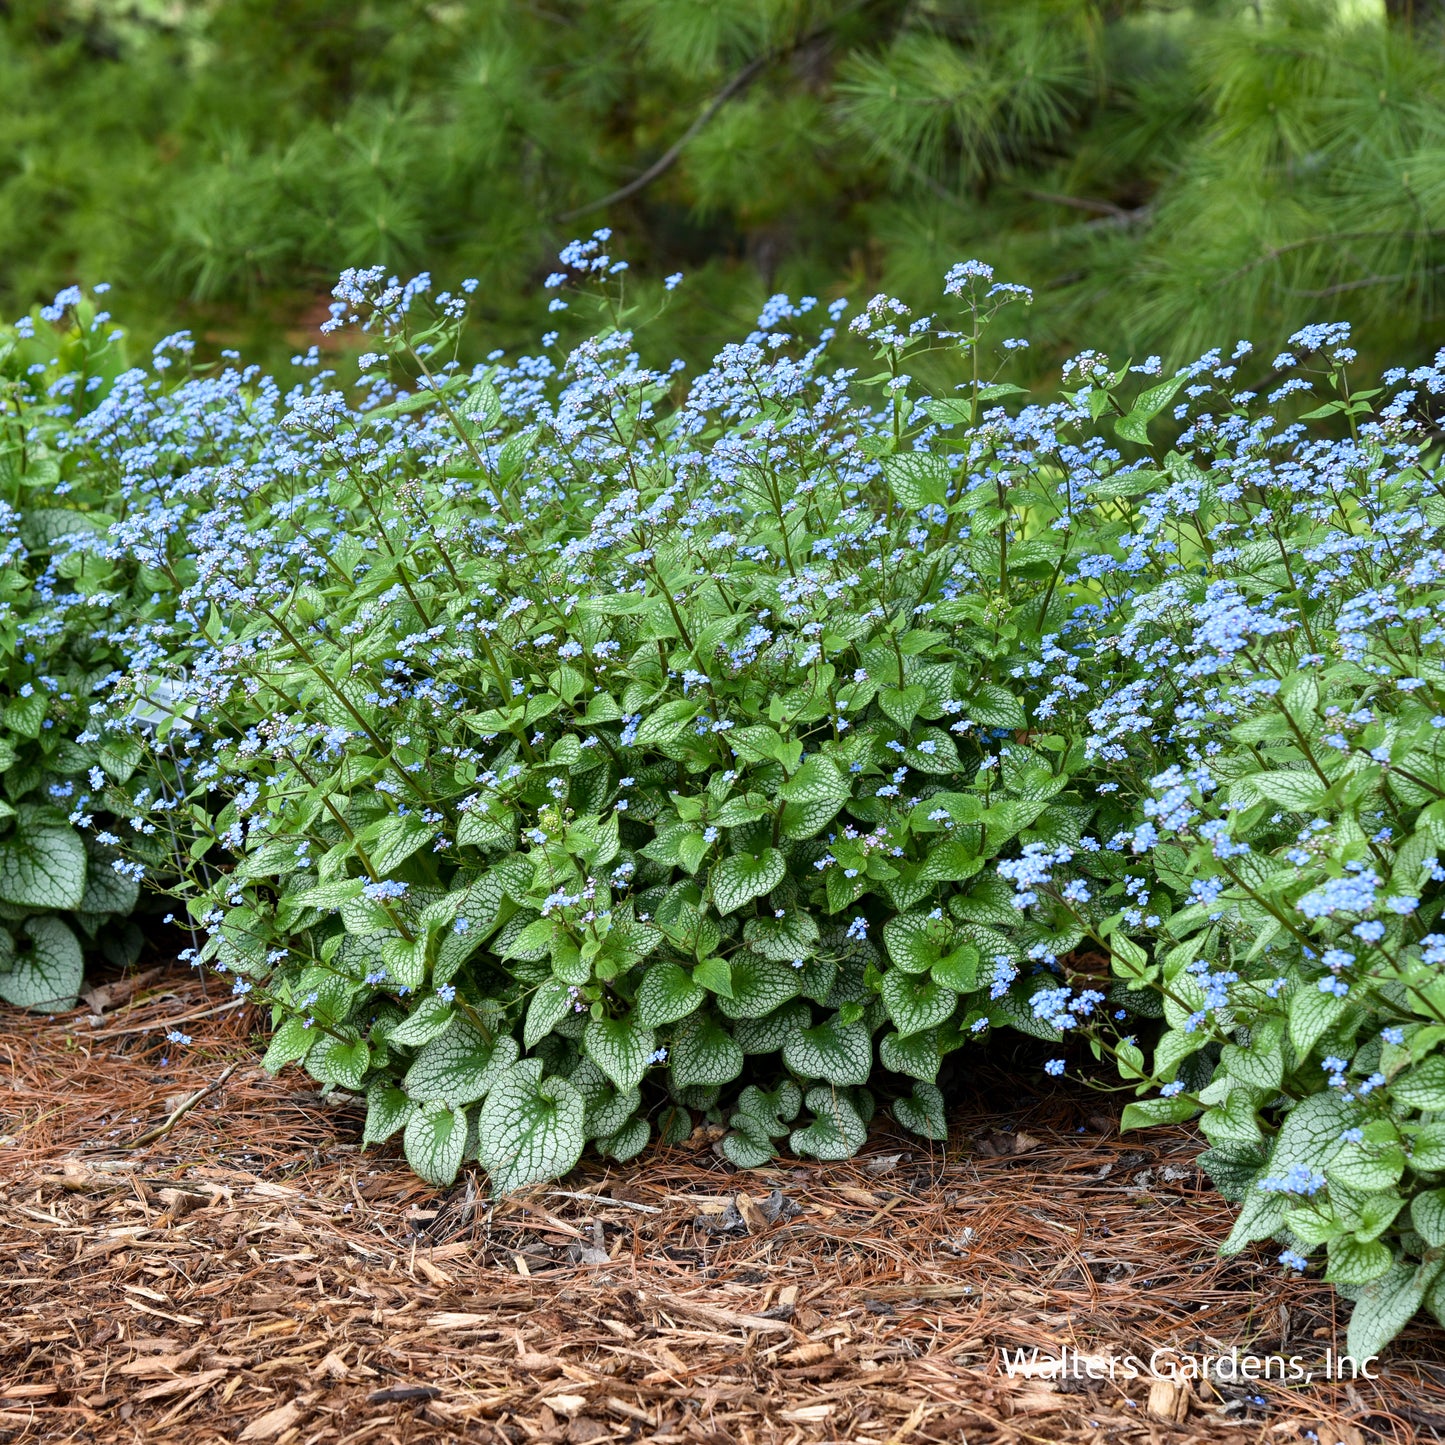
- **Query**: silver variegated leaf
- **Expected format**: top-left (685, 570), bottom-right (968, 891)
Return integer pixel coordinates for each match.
top-left (599, 1115), bottom-right (650, 1162)
top-left (307, 1031), bottom-right (371, 1091)
top-left (404, 1023), bottom-right (518, 1107)
top-left (403, 1101), bottom-right (469, 1187)
top-left (584, 1015), bottom-right (656, 1091)
top-left (743, 909), bottom-right (820, 962)
top-left (635, 960), bottom-right (705, 1028)
top-left (893, 1082), bottom-right (948, 1140)
top-left (364, 1082), bottom-right (415, 1145)
top-left (0, 826), bottom-right (86, 911)
top-left (0, 916), bottom-right (83, 1011)
top-left (711, 848), bottom-right (786, 915)
top-left (716, 952), bottom-right (802, 1019)
top-left (732, 999), bottom-right (811, 1053)
top-left (669, 1013), bottom-right (744, 1087)
top-left (782, 1016), bottom-right (872, 1086)
top-left (790, 1085), bottom-right (868, 1160)
top-left (476, 1059), bottom-right (587, 1195)
top-left (880, 971), bottom-right (957, 1037)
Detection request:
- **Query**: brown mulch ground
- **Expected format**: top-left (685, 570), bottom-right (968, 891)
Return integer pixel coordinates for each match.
top-left (3, 965), bottom-right (1445, 1444)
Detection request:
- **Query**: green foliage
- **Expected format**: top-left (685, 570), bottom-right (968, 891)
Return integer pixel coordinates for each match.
top-left (970, 321), bottom-right (1445, 1360)
top-left (9, 1), bottom-right (1445, 380)
top-left (0, 300), bottom-right (152, 1010)
top-left (84, 257), bottom-right (1115, 1194)
top-left (16, 239), bottom-right (1445, 1357)
top-left (1099, 617), bottom-right (1445, 1364)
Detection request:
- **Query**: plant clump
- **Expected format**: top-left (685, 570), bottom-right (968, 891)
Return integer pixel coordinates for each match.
top-left (5, 247), bottom-right (1445, 1357)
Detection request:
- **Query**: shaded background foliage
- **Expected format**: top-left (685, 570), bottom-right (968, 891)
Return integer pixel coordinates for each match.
top-left (6, 0), bottom-right (1445, 376)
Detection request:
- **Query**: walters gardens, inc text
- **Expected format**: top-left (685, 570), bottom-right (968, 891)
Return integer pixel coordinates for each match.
top-left (1000, 1346), bottom-right (1379, 1385)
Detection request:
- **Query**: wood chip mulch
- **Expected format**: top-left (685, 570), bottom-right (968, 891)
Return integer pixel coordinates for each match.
top-left (3, 963), bottom-right (1445, 1444)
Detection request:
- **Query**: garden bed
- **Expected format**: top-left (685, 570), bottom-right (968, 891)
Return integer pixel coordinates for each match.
top-left (2, 963), bottom-right (1443, 1444)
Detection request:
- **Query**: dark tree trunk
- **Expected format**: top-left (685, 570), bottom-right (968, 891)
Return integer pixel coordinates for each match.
top-left (1384, 0), bottom-right (1445, 27)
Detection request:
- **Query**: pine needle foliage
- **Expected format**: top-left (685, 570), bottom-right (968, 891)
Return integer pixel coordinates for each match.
top-left (5, 0), bottom-right (1445, 375)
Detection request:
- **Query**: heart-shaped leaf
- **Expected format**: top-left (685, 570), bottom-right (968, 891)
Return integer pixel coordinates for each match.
top-left (0, 916), bottom-right (83, 1011)
top-left (669, 1013), bottom-right (744, 1087)
top-left (882, 911), bottom-right (953, 975)
top-left (783, 1016), bottom-right (872, 1085)
top-left (790, 1085), bottom-right (868, 1160)
top-left (743, 909), bottom-right (820, 962)
top-left (893, 1081), bottom-right (948, 1140)
top-left (711, 848), bottom-right (787, 915)
top-left (584, 1015), bottom-right (656, 1091)
top-left (403, 1101), bottom-right (469, 1188)
top-left (880, 970), bottom-right (957, 1037)
top-left (635, 960), bottom-right (705, 1028)
top-left (405, 1023), bottom-right (518, 1106)
top-left (476, 1059), bottom-right (586, 1194)
top-left (717, 952), bottom-right (802, 1019)
top-left (364, 1082), bottom-right (415, 1145)
top-left (0, 826), bottom-right (86, 911)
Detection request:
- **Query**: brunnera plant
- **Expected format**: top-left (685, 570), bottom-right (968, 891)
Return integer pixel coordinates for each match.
top-left (33, 242), bottom-right (1445, 1357)
top-left (0, 292), bottom-right (152, 1012)
top-left (93, 245), bottom-right (1141, 1194)
top-left (969, 328), bottom-right (1445, 1358)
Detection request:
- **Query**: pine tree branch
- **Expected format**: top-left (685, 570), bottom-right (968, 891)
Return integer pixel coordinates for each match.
top-left (885, 148), bottom-right (1148, 228)
top-left (1010, 186), bottom-right (1143, 224)
top-left (1284, 265), bottom-right (1445, 299)
top-left (1221, 229), bottom-right (1445, 285)
top-left (558, 0), bottom-right (886, 224)
top-left (557, 55), bottom-right (771, 223)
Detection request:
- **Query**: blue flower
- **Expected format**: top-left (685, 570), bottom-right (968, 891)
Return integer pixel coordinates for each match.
top-left (1258, 1166), bottom-right (1326, 1197)
top-left (362, 879), bottom-right (409, 901)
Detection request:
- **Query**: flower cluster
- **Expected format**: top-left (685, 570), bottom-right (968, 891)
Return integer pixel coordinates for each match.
top-left (8, 255), bottom-right (1445, 1359)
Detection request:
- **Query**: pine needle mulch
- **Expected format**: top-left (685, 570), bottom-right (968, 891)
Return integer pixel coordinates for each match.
top-left (3, 967), bottom-right (1445, 1445)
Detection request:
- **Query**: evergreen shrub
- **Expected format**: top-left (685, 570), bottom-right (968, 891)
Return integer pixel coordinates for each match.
top-left (10, 0), bottom-right (1445, 382)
